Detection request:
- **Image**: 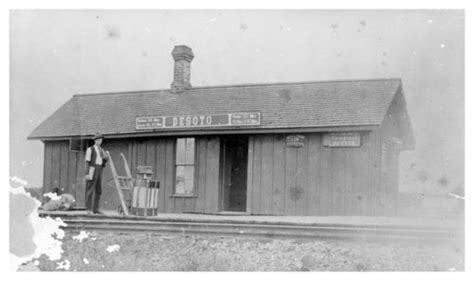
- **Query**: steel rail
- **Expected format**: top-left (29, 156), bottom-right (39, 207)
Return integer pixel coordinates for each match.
top-left (49, 216), bottom-right (462, 242)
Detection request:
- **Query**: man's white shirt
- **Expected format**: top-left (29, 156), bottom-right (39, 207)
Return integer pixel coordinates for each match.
top-left (85, 145), bottom-right (103, 165)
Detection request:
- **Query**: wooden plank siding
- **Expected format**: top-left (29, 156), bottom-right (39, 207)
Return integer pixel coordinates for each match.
top-left (42, 142), bottom-right (53, 203)
top-left (331, 144), bottom-right (341, 214)
top-left (260, 135), bottom-right (274, 214)
top-left (306, 134), bottom-right (320, 215)
top-left (67, 146), bottom-right (77, 199)
top-left (295, 140), bottom-right (308, 215)
top-left (203, 137), bottom-right (220, 213)
top-left (59, 142), bottom-right (69, 193)
top-left (319, 140), bottom-right (331, 215)
top-left (284, 141), bottom-right (297, 215)
top-left (366, 129), bottom-right (381, 216)
top-left (43, 141), bottom-right (84, 206)
top-left (246, 136), bottom-right (254, 214)
top-left (41, 137), bottom-right (215, 214)
top-left (41, 124), bottom-right (401, 216)
top-left (248, 132), bottom-right (382, 216)
top-left (155, 139), bottom-right (167, 213)
top-left (75, 150), bottom-right (86, 207)
top-left (163, 138), bottom-right (175, 213)
top-left (50, 141), bottom-right (61, 190)
top-left (351, 133), bottom-right (366, 215)
top-left (251, 136), bottom-right (263, 214)
top-left (271, 135), bottom-right (285, 215)
top-left (195, 138), bottom-right (208, 213)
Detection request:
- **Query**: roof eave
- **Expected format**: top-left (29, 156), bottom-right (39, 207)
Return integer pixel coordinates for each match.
top-left (27, 124), bottom-right (380, 141)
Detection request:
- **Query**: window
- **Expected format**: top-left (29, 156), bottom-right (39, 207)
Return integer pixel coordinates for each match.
top-left (175, 138), bottom-right (195, 195)
top-left (69, 138), bottom-right (88, 152)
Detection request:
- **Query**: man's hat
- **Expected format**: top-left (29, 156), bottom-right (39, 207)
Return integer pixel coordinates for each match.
top-left (93, 133), bottom-right (104, 140)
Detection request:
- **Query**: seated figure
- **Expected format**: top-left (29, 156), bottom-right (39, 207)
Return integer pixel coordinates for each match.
top-left (42, 187), bottom-right (76, 211)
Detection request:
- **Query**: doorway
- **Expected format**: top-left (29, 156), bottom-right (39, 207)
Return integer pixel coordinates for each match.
top-left (220, 135), bottom-right (248, 212)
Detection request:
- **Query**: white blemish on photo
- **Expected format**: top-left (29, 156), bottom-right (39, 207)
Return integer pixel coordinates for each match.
top-left (56, 260), bottom-right (71, 270)
top-left (72, 231), bottom-right (90, 243)
top-left (107, 245), bottom-right (121, 253)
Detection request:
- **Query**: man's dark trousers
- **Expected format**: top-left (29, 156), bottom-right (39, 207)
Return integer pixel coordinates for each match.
top-left (85, 165), bottom-right (103, 213)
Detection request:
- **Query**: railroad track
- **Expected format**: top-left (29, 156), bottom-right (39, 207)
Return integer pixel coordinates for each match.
top-left (41, 214), bottom-right (463, 242)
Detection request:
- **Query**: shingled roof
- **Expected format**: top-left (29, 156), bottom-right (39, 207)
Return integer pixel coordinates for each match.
top-left (28, 78), bottom-right (406, 140)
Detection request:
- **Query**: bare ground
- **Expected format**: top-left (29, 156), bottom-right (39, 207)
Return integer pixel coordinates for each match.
top-left (33, 230), bottom-right (464, 271)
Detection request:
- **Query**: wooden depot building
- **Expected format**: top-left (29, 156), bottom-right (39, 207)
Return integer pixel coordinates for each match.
top-left (28, 45), bottom-right (415, 216)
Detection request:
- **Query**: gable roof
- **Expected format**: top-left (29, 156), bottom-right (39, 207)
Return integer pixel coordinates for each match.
top-left (28, 78), bottom-right (409, 140)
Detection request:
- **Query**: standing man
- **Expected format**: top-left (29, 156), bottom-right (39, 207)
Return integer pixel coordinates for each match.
top-left (85, 133), bottom-right (108, 214)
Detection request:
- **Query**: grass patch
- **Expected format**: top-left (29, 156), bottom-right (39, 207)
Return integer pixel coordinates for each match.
top-left (32, 230), bottom-right (464, 271)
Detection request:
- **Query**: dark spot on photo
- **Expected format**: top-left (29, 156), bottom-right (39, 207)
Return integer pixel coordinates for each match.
top-left (105, 25), bottom-right (120, 39)
top-left (438, 176), bottom-right (449, 187)
top-left (417, 170), bottom-right (429, 182)
top-left (278, 88), bottom-right (292, 102)
top-left (289, 186), bottom-right (304, 201)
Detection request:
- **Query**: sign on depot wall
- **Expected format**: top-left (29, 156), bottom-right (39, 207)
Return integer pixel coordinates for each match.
top-left (323, 132), bottom-right (361, 147)
top-left (135, 112), bottom-right (261, 130)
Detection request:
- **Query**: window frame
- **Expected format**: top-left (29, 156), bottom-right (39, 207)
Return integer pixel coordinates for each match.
top-left (172, 137), bottom-right (197, 197)
top-left (69, 138), bottom-right (89, 152)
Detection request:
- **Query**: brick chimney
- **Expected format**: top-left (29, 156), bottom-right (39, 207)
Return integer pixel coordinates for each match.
top-left (171, 45), bottom-right (194, 93)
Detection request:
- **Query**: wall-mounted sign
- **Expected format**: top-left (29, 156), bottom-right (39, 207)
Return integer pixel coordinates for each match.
top-left (323, 132), bottom-right (361, 147)
top-left (136, 112), bottom-right (261, 130)
top-left (286, 134), bottom-right (305, 148)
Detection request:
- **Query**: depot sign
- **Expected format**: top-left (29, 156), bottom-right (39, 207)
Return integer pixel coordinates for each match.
top-left (136, 112), bottom-right (261, 130)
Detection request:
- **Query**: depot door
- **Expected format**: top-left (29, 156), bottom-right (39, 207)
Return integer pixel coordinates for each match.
top-left (219, 135), bottom-right (248, 212)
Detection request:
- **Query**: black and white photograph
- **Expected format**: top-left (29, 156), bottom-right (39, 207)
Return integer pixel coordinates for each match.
top-left (8, 7), bottom-right (467, 274)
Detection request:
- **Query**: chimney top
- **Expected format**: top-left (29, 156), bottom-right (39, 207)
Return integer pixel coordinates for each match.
top-left (172, 45), bottom-right (194, 62)
top-left (171, 45), bottom-right (194, 93)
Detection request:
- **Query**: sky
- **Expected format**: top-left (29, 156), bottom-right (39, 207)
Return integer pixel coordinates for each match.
top-left (9, 10), bottom-right (464, 193)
